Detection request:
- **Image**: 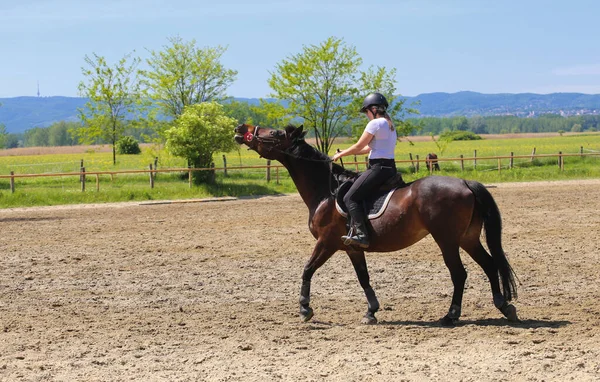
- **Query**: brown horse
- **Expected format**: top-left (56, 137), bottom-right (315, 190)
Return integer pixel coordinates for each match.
top-left (234, 123), bottom-right (518, 326)
top-left (426, 153), bottom-right (441, 172)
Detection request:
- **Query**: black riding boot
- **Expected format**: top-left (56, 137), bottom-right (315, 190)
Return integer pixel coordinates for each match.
top-left (342, 205), bottom-right (370, 248)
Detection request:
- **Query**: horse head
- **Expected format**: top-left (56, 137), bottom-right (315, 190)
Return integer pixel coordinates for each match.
top-left (234, 123), bottom-right (306, 160)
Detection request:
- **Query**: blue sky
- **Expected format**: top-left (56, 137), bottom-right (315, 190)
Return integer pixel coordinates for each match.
top-left (1, 0), bottom-right (599, 98)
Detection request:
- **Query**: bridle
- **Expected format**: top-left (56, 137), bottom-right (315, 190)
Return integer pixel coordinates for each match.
top-left (244, 125), bottom-right (283, 150)
top-left (242, 125), bottom-right (341, 196)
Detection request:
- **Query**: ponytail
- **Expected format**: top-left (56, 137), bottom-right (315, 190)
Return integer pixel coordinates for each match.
top-left (374, 105), bottom-right (394, 131)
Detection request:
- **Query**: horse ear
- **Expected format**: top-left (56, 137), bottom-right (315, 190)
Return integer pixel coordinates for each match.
top-left (291, 125), bottom-right (304, 139)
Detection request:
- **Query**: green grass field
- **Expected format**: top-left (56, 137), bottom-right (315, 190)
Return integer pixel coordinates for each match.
top-left (1, 133), bottom-right (600, 208)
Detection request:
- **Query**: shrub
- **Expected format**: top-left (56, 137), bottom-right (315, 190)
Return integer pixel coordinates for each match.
top-left (116, 136), bottom-right (141, 155)
top-left (439, 130), bottom-right (482, 141)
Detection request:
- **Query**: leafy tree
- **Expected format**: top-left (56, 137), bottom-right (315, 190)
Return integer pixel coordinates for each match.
top-left (0, 123), bottom-right (7, 149)
top-left (0, 102), bottom-right (5, 149)
top-left (268, 36), bottom-right (418, 154)
top-left (351, 65), bottom-right (420, 140)
top-left (4, 133), bottom-right (20, 149)
top-left (77, 52), bottom-right (146, 164)
top-left (142, 36), bottom-right (238, 121)
top-left (48, 121), bottom-right (79, 146)
top-left (268, 37), bottom-right (360, 154)
top-left (164, 102), bottom-right (237, 184)
top-left (452, 116), bottom-right (469, 131)
top-left (24, 127), bottom-right (49, 147)
top-left (223, 99), bottom-right (287, 127)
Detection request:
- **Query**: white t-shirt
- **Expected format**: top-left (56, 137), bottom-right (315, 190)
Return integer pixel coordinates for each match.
top-left (365, 118), bottom-right (396, 159)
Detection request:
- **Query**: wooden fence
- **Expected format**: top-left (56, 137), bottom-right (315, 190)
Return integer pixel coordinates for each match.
top-left (1, 151), bottom-right (599, 193)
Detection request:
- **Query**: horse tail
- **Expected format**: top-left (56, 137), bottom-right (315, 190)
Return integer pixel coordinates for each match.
top-left (464, 180), bottom-right (518, 301)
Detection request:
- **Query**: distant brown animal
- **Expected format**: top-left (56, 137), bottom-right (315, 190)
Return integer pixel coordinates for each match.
top-left (426, 153), bottom-right (441, 172)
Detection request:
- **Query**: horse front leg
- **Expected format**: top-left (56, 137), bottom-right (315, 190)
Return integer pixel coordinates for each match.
top-left (299, 240), bottom-right (336, 322)
top-left (347, 249), bottom-right (380, 324)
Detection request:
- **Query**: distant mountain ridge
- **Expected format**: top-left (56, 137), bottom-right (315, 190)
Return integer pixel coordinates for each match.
top-left (1, 91), bottom-right (600, 134)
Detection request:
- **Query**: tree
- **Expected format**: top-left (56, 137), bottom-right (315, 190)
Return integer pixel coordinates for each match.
top-left (77, 52), bottom-right (146, 164)
top-left (0, 123), bottom-right (7, 149)
top-left (142, 36), bottom-right (238, 121)
top-left (0, 102), bottom-right (5, 149)
top-left (268, 37), bottom-right (360, 154)
top-left (268, 36), bottom-right (418, 154)
top-left (48, 121), bottom-right (79, 146)
top-left (164, 102), bottom-right (237, 184)
top-left (351, 65), bottom-right (420, 140)
top-left (24, 127), bottom-right (50, 147)
top-left (223, 99), bottom-right (288, 127)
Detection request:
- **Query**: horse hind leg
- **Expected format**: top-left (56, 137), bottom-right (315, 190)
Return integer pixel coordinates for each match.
top-left (437, 242), bottom-right (467, 326)
top-left (460, 237), bottom-right (519, 322)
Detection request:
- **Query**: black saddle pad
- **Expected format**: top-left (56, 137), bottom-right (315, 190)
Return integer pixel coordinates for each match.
top-left (335, 180), bottom-right (397, 220)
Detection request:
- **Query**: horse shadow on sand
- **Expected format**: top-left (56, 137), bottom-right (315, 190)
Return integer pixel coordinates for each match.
top-left (380, 317), bottom-right (570, 329)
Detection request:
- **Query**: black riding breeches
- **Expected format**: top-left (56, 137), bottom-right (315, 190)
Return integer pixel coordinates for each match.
top-left (343, 159), bottom-right (397, 214)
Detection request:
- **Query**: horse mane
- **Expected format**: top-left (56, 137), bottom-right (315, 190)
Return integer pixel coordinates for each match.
top-left (284, 124), bottom-right (358, 182)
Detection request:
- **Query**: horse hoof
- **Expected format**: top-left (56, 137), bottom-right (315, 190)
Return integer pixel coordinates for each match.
top-left (440, 315), bottom-right (458, 327)
top-left (362, 312), bottom-right (377, 325)
top-left (300, 307), bottom-right (314, 322)
top-left (502, 304), bottom-right (519, 322)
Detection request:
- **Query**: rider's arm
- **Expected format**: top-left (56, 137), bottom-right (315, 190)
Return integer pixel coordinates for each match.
top-left (332, 131), bottom-right (373, 161)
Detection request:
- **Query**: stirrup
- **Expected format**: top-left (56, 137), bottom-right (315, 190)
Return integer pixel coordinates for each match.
top-left (341, 234), bottom-right (370, 248)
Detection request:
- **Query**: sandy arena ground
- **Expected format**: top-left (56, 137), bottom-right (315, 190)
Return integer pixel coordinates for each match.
top-left (1, 179), bottom-right (600, 381)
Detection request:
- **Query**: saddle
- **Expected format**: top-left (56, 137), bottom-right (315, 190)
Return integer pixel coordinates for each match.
top-left (335, 173), bottom-right (406, 220)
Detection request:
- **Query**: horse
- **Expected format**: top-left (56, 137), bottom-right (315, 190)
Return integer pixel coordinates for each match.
top-left (234, 123), bottom-right (518, 326)
top-left (426, 153), bottom-right (441, 172)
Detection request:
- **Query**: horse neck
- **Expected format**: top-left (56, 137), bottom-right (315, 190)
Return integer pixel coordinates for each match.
top-left (279, 156), bottom-right (333, 212)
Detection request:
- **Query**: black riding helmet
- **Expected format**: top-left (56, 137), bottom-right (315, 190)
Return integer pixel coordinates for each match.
top-left (360, 92), bottom-right (389, 112)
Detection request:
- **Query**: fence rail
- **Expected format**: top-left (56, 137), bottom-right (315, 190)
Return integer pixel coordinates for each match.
top-left (1, 152), bottom-right (599, 193)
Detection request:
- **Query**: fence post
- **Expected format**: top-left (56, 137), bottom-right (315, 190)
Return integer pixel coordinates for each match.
top-left (149, 164), bottom-right (154, 188)
top-left (81, 167), bottom-right (86, 192)
top-left (510, 152), bottom-right (514, 169)
top-left (154, 157), bottom-right (158, 180)
top-left (531, 147), bottom-right (536, 162)
top-left (409, 153), bottom-right (414, 169)
top-left (497, 158), bottom-right (501, 173)
top-left (96, 174), bottom-right (100, 192)
top-left (415, 155), bottom-right (419, 173)
top-left (188, 166), bottom-right (192, 188)
top-left (460, 155), bottom-right (464, 171)
top-left (354, 155), bottom-right (358, 171)
top-left (473, 150), bottom-right (477, 170)
top-left (558, 151), bottom-right (564, 171)
top-left (223, 155), bottom-right (228, 177)
top-left (276, 167), bottom-right (279, 184)
top-left (580, 146), bottom-right (583, 157)
top-left (10, 171), bottom-right (15, 193)
top-left (266, 160), bottom-right (271, 182)
top-left (80, 159), bottom-right (84, 182)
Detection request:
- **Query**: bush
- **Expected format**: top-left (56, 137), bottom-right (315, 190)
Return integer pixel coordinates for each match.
top-left (439, 130), bottom-right (482, 141)
top-left (116, 136), bottom-right (141, 154)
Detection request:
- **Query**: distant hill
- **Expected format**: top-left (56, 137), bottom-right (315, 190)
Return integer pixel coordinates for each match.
top-left (410, 91), bottom-right (600, 117)
top-left (1, 92), bottom-right (600, 134)
top-left (0, 96), bottom-right (87, 133)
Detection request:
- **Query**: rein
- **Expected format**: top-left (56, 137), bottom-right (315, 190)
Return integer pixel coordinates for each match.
top-left (248, 126), bottom-right (341, 196)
